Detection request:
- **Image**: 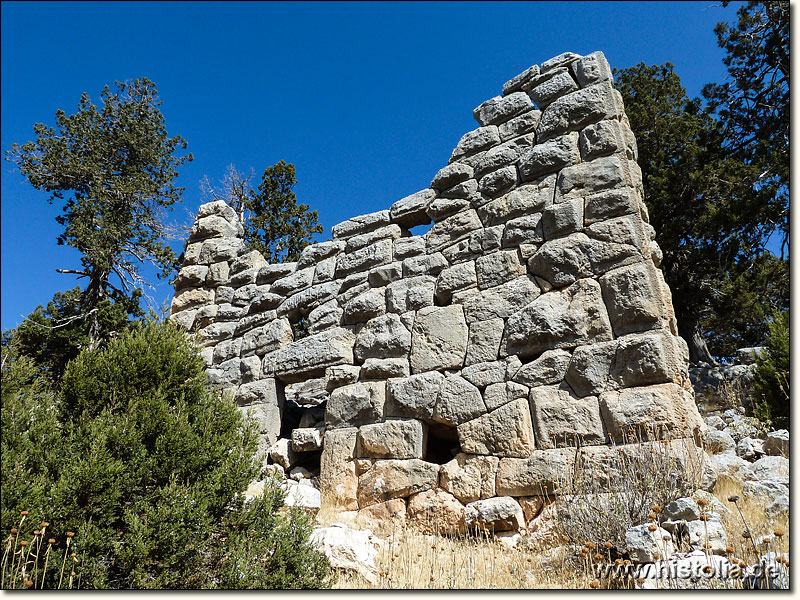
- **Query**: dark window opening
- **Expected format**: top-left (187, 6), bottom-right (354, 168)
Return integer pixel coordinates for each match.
top-left (424, 422), bottom-right (461, 465)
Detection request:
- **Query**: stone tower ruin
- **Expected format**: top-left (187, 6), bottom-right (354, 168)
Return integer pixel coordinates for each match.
top-left (170, 51), bottom-right (704, 532)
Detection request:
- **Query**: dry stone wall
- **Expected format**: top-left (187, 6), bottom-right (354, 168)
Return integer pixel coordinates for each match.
top-left (170, 51), bottom-right (704, 532)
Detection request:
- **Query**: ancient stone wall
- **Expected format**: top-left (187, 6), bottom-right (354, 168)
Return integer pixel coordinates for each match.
top-left (170, 51), bottom-right (704, 531)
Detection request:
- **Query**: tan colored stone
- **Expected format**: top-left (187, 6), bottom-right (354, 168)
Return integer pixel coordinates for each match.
top-left (407, 489), bottom-right (466, 535)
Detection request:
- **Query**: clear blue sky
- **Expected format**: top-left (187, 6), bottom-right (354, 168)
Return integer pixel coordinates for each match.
top-left (1, 1), bottom-right (748, 330)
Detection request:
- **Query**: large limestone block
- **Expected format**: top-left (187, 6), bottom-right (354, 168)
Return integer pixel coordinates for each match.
top-left (235, 378), bottom-right (283, 448)
top-left (360, 357), bottom-right (409, 379)
top-left (519, 132), bottom-right (580, 181)
top-left (332, 210), bottom-right (391, 240)
top-left (326, 381), bottom-right (386, 429)
top-left (189, 214), bottom-right (241, 241)
top-left (474, 92), bottom-right (534, 126)
top-left (355, 498), bottom-right (407, 537)
top-left (357, 419), bottom-right (426, 459)
top-left (426, 209), bottom-right (483, 253)
top-left (291, 427), bottom-right (324, 452)
top-left (390, 189), bottom-right (435, 228)
top-left (345, 225), bottom-right (403, 253)
top-left (335, 239), bottom-right (393, 277)
top-left (464, 318), bottom-right (505, 365)
top-left (556, 155), bottom-right (639, 201)
top-left (342, 288), bottom-right (386, 324)
top-left (407, 489), bottom-right (467, 535)
top-left (495, 449), bottom-right (571, 496)
top-left (599, 383), bottom-right (702, 443)
top-left (386, 275), bottom-right (436, 314)
top-left (171, 287), bottom-right (214, 313)
top-left (436, 261), bottom-right (478, 302)
top-left (503, 278), bottom-right (613, 357)
top-left (241, 318), bottom-right (294, 357)
top-left (461, 275), bottom-right (541, 324)
top-left (257, 262), bottom-right (297, 285)
top-left (599, 261), bottom-right (671, 336)
top-left (502, 64), bottom-right (541, 95)
top-left (474, 134), bottom-right (535, 179)
top-left (410, 305), bottom-right (468, 373)
top-left (478, 174), bottom-right (556, 226)
top-left (440, 454), bottom-right (499, 504)
top-left (272, 327), bottom-right (355, 382)
top-left (580, 118), bottom-right (635, 161)
top-left (611, 332), bottom-right (689, 389)
top-left (433, 375), bottom-right (486, 427)
top-left (457, 398), bottom-right (535, 458)
top-left (431, 163), bottom-right (474, 192)
top-left (270, 266), bottom-right (314, 297)
top-left (296, 240), bottom-right (345, 269)
top-left (385, 371), bottom-right (445, 420)
top-left (320, 428), bottom-right (359, 510)
top-left (478, 166), bottom-right (518, 198)
top-left (174, 265), bottom-right (209, 289)
top-left (484, 381), bottom-right (529, 411)
top-left (512, 349), bottom-right (571, 387)
top-left (499, 109), bottom-right (542, 141)
top-left (402, 252), bottom-right (448, 277)
top-left (572, 51), bottom-right (613, 87)
top-left (450, 125), bottom-right (501, 161)
top-left (284, 377), bottom-right (329, 407)
top-left (356, 459), bottom-right (439, 507)
top-left (584, 187), bottom-right (641, 225)
top-left (503, 213), bottom-right (544, 247)
top-left (475, 250), bottom-right (525, 290)
top-left (529, 67), bottom-right (579, 108)
top-left (354, 313), bottom-right (412, 362)
top-left (197, 199), bottom-right (239, 222)
top-left (464, 497), bottom-right (524, 532)
top-left (529, 386), bottom-right (606, 449)
top-left (564, 339), bottom-right (617, 396)
top-left (537, 81), bottom-right (624, 140)
top-left (198, 236), bottom-right (245, 264)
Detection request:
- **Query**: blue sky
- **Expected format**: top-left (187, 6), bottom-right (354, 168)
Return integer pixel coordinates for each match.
top-left (1, 1), bottom-right (749, 330)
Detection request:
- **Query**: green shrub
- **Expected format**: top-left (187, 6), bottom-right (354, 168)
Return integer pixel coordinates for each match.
top-left (2, 320), bottom-right (331, 589)
top-left (752, 310), bottom-right (789, 430)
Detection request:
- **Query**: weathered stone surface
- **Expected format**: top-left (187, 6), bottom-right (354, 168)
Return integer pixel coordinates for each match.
top-left (513, 349), bottom-right (571, 387)
top-left (345, 225), bottom-right (402, 253)
top-left (461, 275), bottom-right (541, 324)
top-left (542, 198), bottom-right (583, 239)
top-left (403, 253), bottom-right (448, 277)
top-left (529, 68), bottom-right (579, 108)
top-left (584, 187), bottom-right (641, 225)
top-left (198, 237), bottom-right (245, 264)
top-left (360, 357), bottom-right (409, 379)
top-left (291, 427), bottom-right (324, 452)
top-left (483, 381), bottom-right (528, 411)
top-left (684, 516), bottom-right (727, 555)
top-left (410, 305), bottom-right (468, 372)
top-left (458, 398), bottom-right (535, 458)
top-left (529, 386), bottom-right (606, 448)
top-left (320, 428), bottom-right (358, 510)
top-left (407, 489), bottom-right (466, 535)
top-left (450, 125), bottom-right (501, 161)
top-left (611, 332), bottom-right (688, 389)
top-left (475, 250), bottom-right (524, 290)
top-left (462, 361), bottom-right (507, 389)
top-left (764, 430), bottom-right (789, 457)
top-left (174, 265), bottom-right (209, 289)
top-left (368, 262), bottom-right (403, 287)
top-left (495, 449), bottom-right (570, 496)
top-left (580, 119), bottom-right (634, 160)
top-left (285, 377), bottom-right (329, 407)
top-left (599, 261), bottom-right (671, 336)
top-left (464, 497), bottom-right (525, 532)
top-left (326, 381), bottom-right (386, 429)
top-left (464, 318), bottom-right (505, 365)
top-left (326, 364), bottom-right (360, 388)
top-left (393, 236), bottom-right (425, 260)
top-left (474, 92), bottom-right (534, 126)
top-left (538, 81), bottom-right (624, 140)
top-left (190, 214), bottom-right (241, 241)
top-left (440, 454), bottom-right (499, 504)
top-left (426, 209), bottom-right (483, 253)
top-left (358, 419), bottom-right (426, 459)
top-left (269, 438), bottom-right (299, 470)
top-left (433, 375), bottom-right (486, 426)
top-left (354, 313), bottom-right (412, 362)
top-left (502, 64), bottom-right (541, 95)
top-left (478, 166), bottom-right (518, 198)
top-left (431, 163), bottom-right (474, 192)
top-left (236, 379), bottom-right (283, 449)
top-left (272, 327), bottom-right (355, 382)
top-left (335, 239), bottom-right (393, 277)
top-left (386, 275), bottom-right (436, 313)
top-left (332, 210), bottom-right (391, 240)
top-left (357, 459), bottom-right (439, 507)
top-left (478, 174), bottom-right (556, 226)
top-left (389, 189), bottom-right (435, 228)
top-left (599, 383), bottom-right (702, 443)
top-left (499, 109), bottom-right (542, 141)
top-left (171, 287), bottom-right (215, 313)
top-left (342, 288), bottom-right (386, 324)
top-left (503, 278), bottom-right (613, 357)
top-left (564, 340), bottom-right (617, 396)
top-left (435, 261), bottom-right (477, 302)
top-left (257, 262), bottom-right (297, 285)
top-left (572, 51), bottom-right (613, 87)
top-left (308, 300), bottom-right (344, 333)
top-left (385, 371), bottom-right (445, 420)
top-left (557, 155), bottom-right (639, 201)
top-left (474, 134), bottom-right (534, 179)
top-left (541, 51), bottom-right (582, 73)
top-left (241, 319), bottom-right (294, 357)
top-left (626, 524), bottom-right (675, 563)
top-left (503, 213), bottom-right (544, 247)
top-left (426, 197), bottom-right (471, 221)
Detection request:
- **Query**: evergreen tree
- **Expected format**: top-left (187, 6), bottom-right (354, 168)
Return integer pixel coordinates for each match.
top-left (6, 78), bottom-right (192, 346)
top-left (615, 63), bottom-right (787, 362)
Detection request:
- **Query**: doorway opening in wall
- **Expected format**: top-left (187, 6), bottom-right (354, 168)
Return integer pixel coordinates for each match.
top-left (424, 421), bottom-right (461, 465)
top-left (276, 398), bottom-right (325, 478)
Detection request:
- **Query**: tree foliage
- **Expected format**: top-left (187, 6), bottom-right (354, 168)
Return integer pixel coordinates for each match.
top-left (202, 162), bottom-right (323, 263)
top-left (614, 63), bottom-right (788, 362)
top-left (752, 310), bottom-right (789, 429)
top-left (6, 78), bottom-right (192, 345)
top-left (1, 321), bottom-right (332, 589)
top-left (703, 0), bottom-right (789, 255)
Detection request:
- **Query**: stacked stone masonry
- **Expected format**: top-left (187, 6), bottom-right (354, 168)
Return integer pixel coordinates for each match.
top-left (171, 51), bottom-right (704, 533)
